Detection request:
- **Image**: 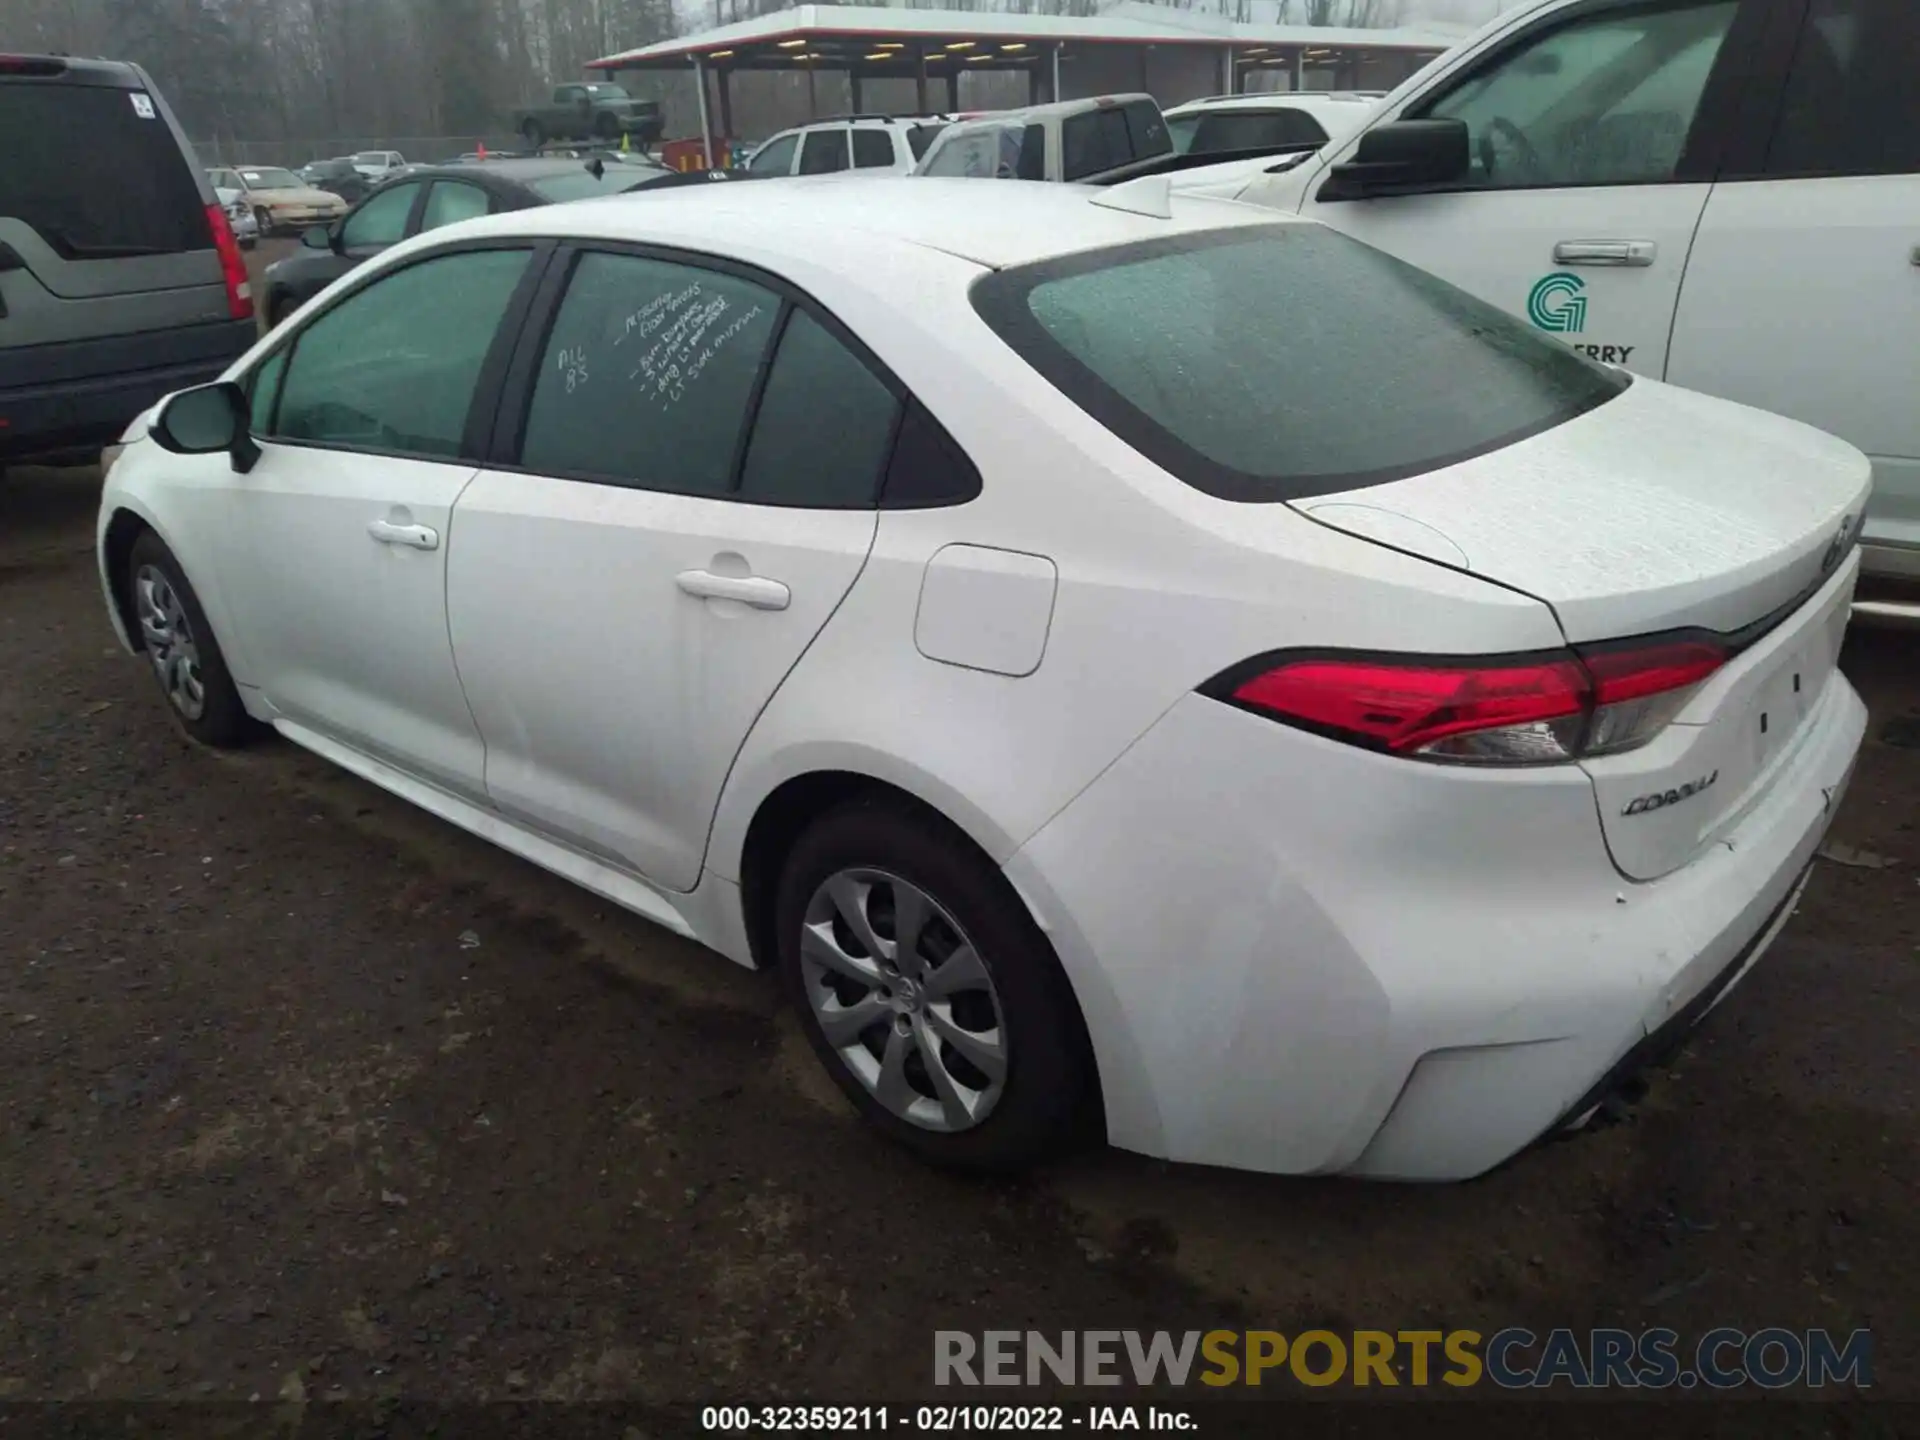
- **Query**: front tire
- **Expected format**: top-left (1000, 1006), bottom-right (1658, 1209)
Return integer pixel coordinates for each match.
top-left (252, 205), bottom-right (272, 238)
top-left (776, 799), bottom-right (1091, 1171)
top-left (126, 532), bottom-right (251, 748)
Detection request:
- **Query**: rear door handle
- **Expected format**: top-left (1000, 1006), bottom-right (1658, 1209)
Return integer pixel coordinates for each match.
top-left (1553, 240), bottom-right (1657, 267)
top-left (675, 569), bottom-right (790, 611)
top-left (367, 519), bottom-right (439, 550)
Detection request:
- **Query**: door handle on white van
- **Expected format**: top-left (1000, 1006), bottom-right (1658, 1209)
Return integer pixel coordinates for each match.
top-left (1553, 240), bottom-right (1656, 267)
top-left (675, 569), bottom-right (791, 611)
top-left (367, 519), bottom-right (439, 551)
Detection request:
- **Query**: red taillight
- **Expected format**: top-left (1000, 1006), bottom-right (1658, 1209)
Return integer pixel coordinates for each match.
top-left (0, 55), bottom-right (66, 76)
top-left (1212, 637), bottom-right (1727, 765)
top-left (205, 203), bottom-right (254, 322)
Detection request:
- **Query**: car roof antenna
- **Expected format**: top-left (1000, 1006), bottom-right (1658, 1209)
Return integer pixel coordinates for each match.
top-left (1088, 173), bottom-right (1173, 220)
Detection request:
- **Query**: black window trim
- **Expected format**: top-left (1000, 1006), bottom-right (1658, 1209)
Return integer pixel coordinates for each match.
top-left (483, 237), bottom-right (973, 511)
top-left (1318, 0), bottom-right (1776, 203)
top-left (245, 236), bottom-right (556, 468)
top-left (970, 225), bottom-right (1631, 505)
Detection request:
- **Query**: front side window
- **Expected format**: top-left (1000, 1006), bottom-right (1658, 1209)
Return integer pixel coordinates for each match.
top-left (797, 129), bottom-right (851, 175)
top-left (341, 182), bottom-right (419, 249)
top-left (1763, 0), bottom-right (1920, 177)
top-left (517, 252), bottom-right (781, 495)
top-left (747, 133), bottom-right (799, 174)
top-left (1418, 0), bottom-right (1738, 189)
top-left (852, 128), bottom-right (895, 168)
top-left (247, 347), bottom-right (289, 434)
top-left (973, 226), bottom-right (1627, 502)
top-left (270, 247), bottom-right (529, 459)
top-left (421, 181), bottom-right (491, 231)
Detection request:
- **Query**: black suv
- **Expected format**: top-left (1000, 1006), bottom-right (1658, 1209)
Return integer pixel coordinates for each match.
top-left (0, 54), bottom-right (255, 471)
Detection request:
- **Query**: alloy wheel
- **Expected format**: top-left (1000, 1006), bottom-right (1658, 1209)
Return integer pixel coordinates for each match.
top-left (799, 868), bottom-right (1009, 1132)
top-left (134, 564), bottom-right (207, 721)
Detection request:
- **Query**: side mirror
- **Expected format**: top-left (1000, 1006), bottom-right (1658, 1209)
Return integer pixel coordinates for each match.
top-left (1319, 118), bottom-right (1469, 201)
top-left (301, 224), bottom-right (334, 251)
top-left (152, 382), bottom-right (259, 474)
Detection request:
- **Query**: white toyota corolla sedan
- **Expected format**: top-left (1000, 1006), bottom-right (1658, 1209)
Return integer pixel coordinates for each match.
top-left (96, 177), bottom-right (1869, 1181)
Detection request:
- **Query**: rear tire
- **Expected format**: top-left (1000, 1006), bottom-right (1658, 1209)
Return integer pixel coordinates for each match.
top-left (125, 532), bottom-right (252, 749)
top-left (521, 119), bottom-right (545, 150)
top-left (776, 798), bottom-right (1090, 1172)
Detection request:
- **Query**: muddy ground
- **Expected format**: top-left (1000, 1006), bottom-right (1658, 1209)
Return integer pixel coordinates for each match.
top-left (1, 457), bottom-right (1915, 1414)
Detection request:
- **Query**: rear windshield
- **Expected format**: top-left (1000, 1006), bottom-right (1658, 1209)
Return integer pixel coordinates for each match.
top-left (527, 167), bottom-right (642, 201)
top-left (0, 79), bottom-right (208, 257)
top-left (972, 226), bottom-right (1628, 502)
top-left (1061, 100), bottom-right (1172, 181)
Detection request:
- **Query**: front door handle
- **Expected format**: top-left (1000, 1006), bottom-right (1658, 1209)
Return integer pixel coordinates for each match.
top-left (1553, 240), bottom-right (1657, 267)
top-left (367, 519), bottom-right (439, 550)
top-left (675, 569), bottom-right (790, 611)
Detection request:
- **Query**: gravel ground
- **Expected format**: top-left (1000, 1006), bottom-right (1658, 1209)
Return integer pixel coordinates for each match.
top-left (1, 460), bottom-right (1915, 1410)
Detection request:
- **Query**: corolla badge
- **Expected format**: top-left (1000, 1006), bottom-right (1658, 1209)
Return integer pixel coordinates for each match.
top-left (1623, 771), bottom-right (1719, 817)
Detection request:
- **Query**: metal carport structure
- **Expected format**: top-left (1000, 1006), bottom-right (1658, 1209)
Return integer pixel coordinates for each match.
top-left (589, 5), bottom-right (1461, 165)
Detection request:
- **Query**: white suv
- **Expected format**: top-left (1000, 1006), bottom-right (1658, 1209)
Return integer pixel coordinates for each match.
top-left (744, 116), bottom-right (948, 178)
top-left (1228, 0), bottom-right (1920, 619)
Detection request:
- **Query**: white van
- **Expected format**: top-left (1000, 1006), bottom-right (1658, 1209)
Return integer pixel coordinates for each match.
top-left (1228, 0), bottom-right (1919, 619)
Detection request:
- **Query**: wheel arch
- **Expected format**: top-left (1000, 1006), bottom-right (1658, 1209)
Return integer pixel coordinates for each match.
top-left (101, 504), bottom-right (156, 651)
top-left (724, 757), bottom-right (1107, 1138)
top-left (99, 495), bottom-right (255, 687)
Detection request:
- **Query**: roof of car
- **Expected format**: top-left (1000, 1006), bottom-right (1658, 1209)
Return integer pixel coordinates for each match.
top-left (408, 157), bottom-right (654, 183)
top-left (950, 93), bottom-right (1158, 129)
top-left (1163, 92), bottom-right (1380, 117)
top-left (438, 173), bottom-right (1286, 271)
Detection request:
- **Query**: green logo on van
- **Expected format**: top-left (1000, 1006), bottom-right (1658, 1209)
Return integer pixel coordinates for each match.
top-left (1527, 272), bottom-right (1588, 334)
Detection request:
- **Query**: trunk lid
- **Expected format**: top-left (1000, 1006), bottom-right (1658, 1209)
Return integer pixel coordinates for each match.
top-left (1295, 378), bottom-right (1871, 880)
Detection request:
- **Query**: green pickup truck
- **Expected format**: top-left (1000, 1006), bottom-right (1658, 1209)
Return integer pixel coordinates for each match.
top-left (514, 82), bottom-right (664, 149)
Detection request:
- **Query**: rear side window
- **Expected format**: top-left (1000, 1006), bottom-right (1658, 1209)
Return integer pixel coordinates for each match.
top-left (518, 252), bottom-right (781, 495)
top-left (0, 80), bottom-right (208, 257)
top-left (1189, 108), bottom-right (1329, 155)
top-left (907, 123), bottom-right (947, 159)
top-left (1762, 0), bottom-right (1920, 177)
top-left (973, 227), bottom-right (1628, 503)
top-left (738, 310), bottom-right (901, 507)
top-left (422, 181), bottom-right (491, 231)
top-left (798, 129), bottom-right (851, 174)
top-left (1062, 109), bottom-right (1129, 181)
top-left (1122, 101), bottom-right (1172, 161)
top-left (851, 128), bottom-right (895, 169)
